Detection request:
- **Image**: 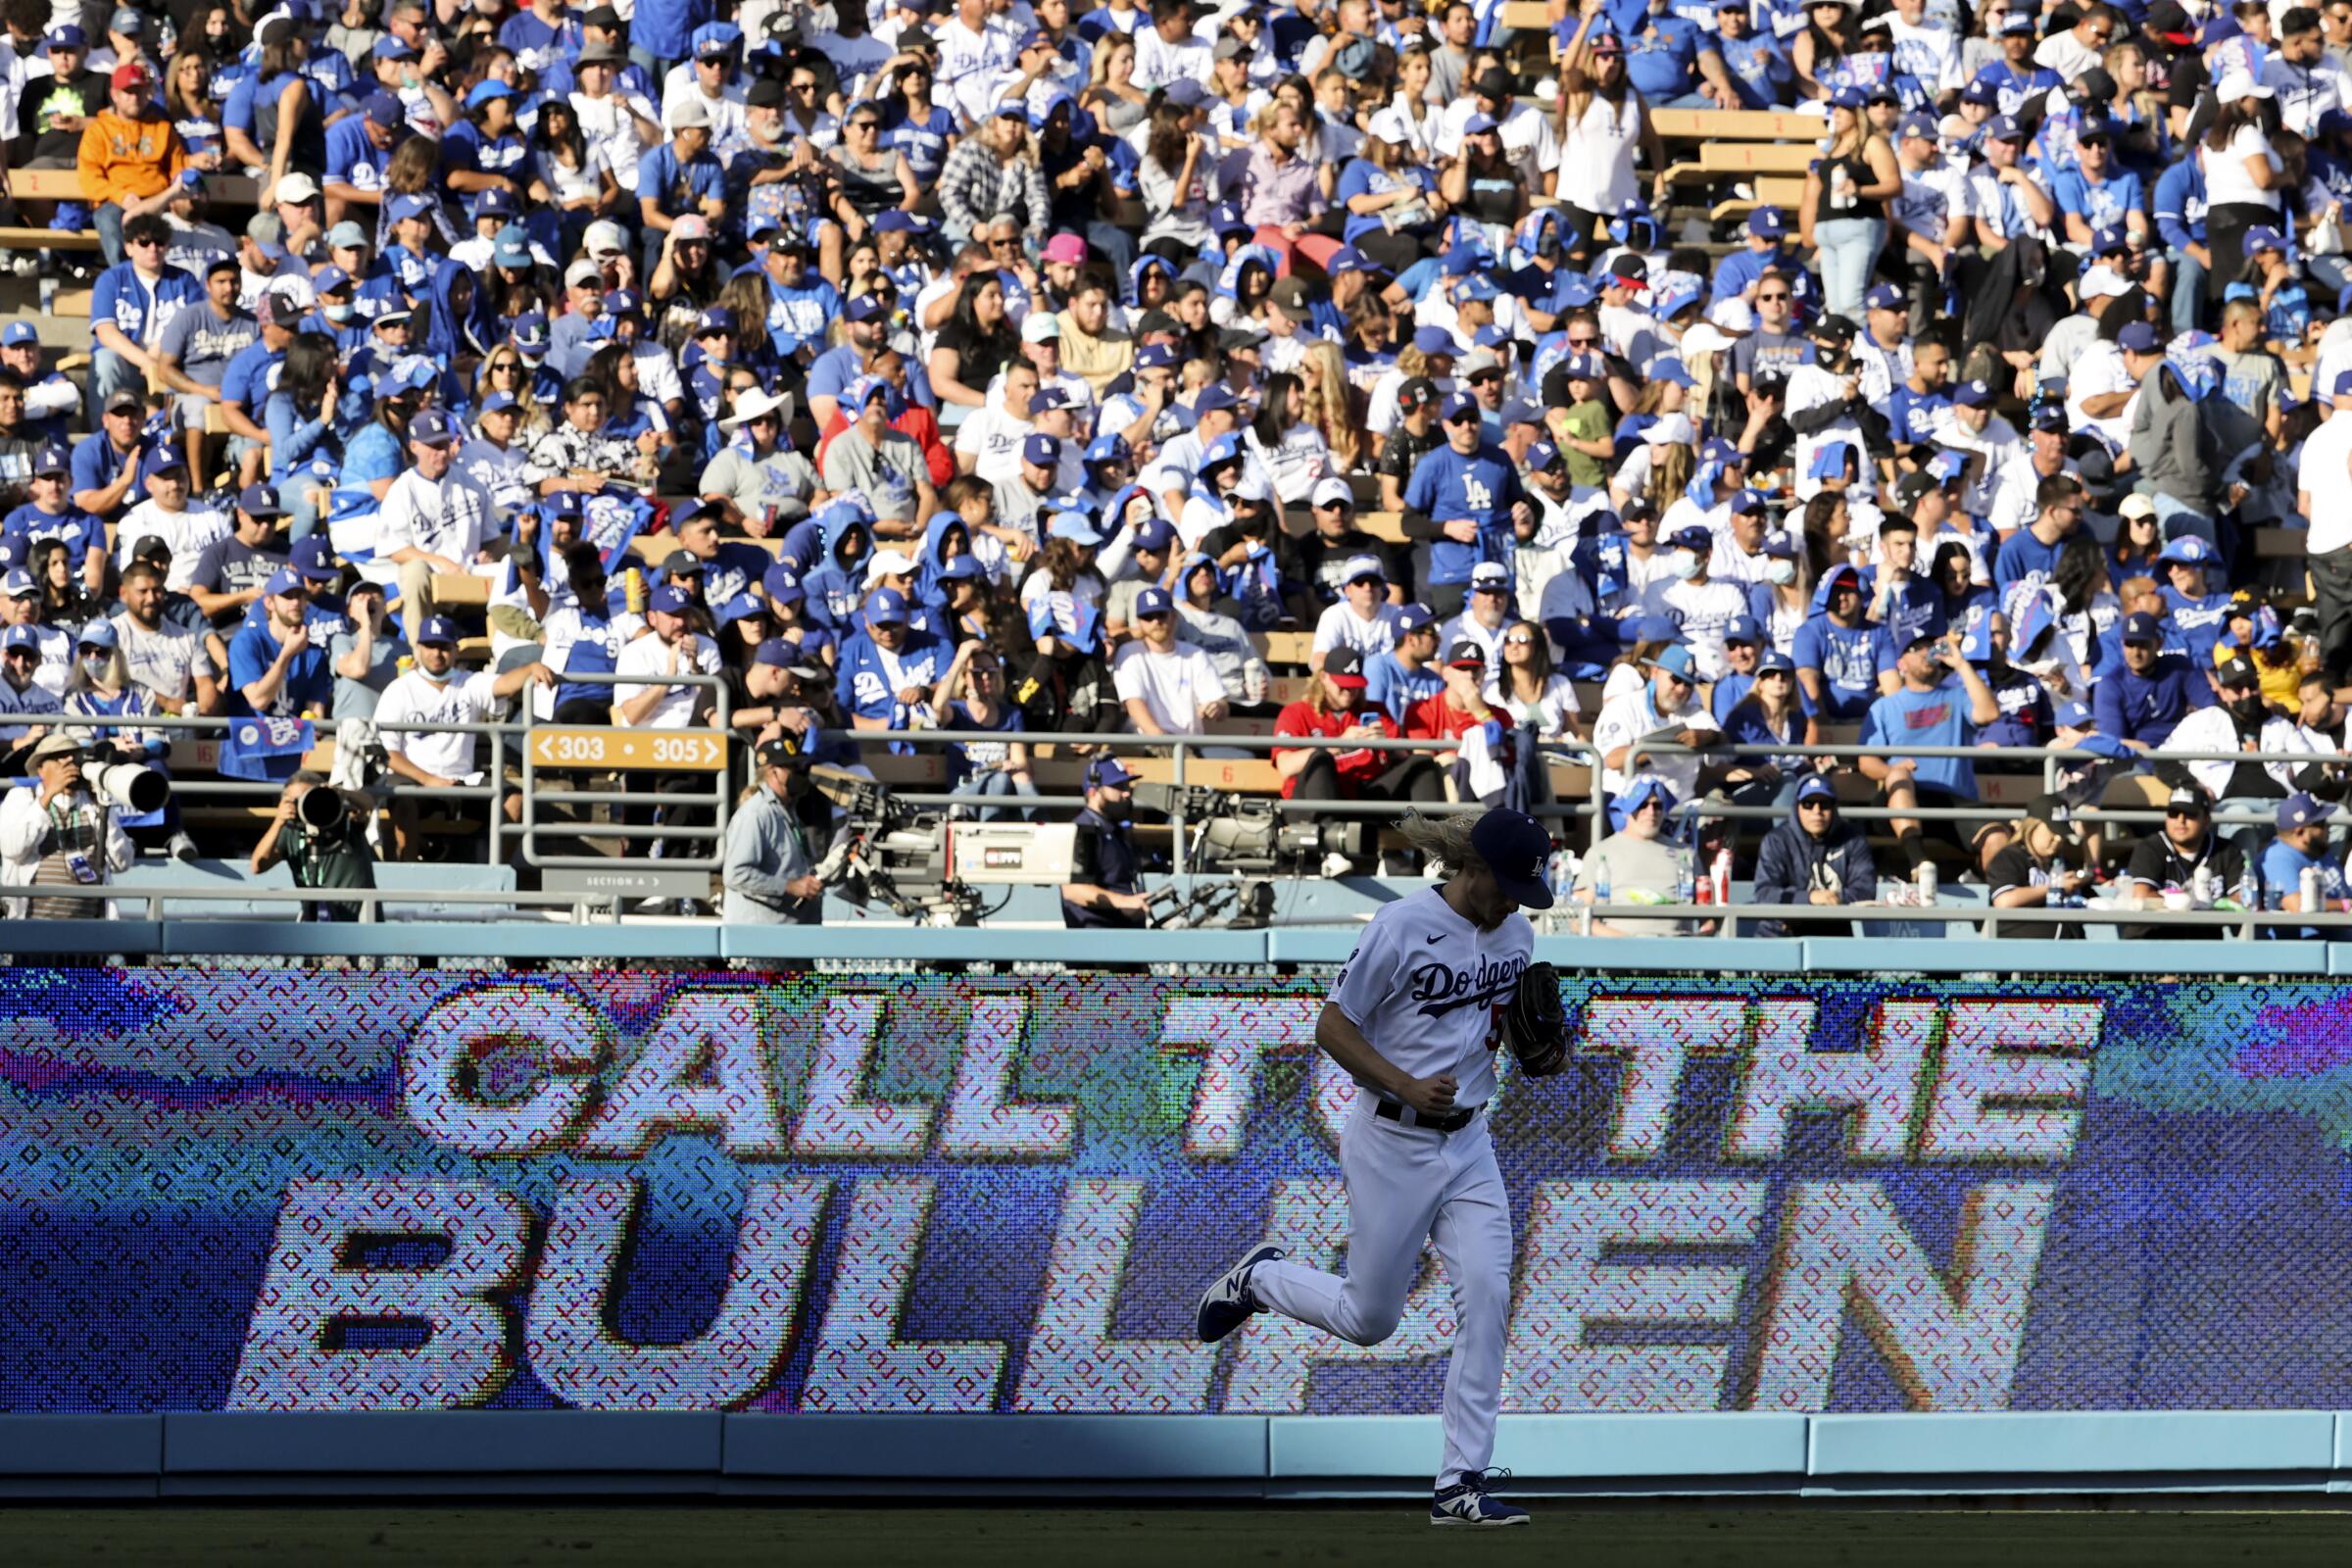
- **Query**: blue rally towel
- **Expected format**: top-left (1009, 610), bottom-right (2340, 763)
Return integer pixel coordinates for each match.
top-left (219, 715), bottom-right (316, 783)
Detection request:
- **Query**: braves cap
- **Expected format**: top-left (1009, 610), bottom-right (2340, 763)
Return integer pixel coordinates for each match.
top-left (1322, 646), bottom-right (1369, 689)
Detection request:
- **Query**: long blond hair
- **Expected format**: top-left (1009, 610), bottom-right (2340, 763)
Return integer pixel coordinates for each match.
top-left (1298, 339), bottom-right (1361, 471)
top-left (1396, 810), bottom-right (1485, 875)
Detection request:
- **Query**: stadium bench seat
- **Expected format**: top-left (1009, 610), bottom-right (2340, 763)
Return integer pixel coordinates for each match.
top-left (4, 169), bottom-right (263, 255)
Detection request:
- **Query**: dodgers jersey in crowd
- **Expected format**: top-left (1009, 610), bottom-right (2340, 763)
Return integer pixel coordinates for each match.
top-left (1329, 886), bottom-right (1534, 1108)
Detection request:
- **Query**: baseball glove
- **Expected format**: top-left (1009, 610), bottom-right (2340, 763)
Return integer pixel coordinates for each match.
top-left (1502, 960), bottom-right (1568, 1076)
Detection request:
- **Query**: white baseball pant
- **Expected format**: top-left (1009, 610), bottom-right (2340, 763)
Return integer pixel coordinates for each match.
top-left (1250, 1092), bottom-right (1513, 1491)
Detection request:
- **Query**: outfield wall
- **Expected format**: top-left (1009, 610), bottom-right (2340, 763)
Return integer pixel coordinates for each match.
top-left (9, 968), bottom-right (2352, 1494)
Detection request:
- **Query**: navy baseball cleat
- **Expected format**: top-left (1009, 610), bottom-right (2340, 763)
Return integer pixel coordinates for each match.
top-left (1431, 1470), bottom-right (1530, 1528)
top-left (1195, 1244), bottom-right (1286, 1343)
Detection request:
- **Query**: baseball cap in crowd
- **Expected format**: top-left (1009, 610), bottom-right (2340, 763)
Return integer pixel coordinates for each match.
top-left (865, 588), bottom-right (911, 625)
top-left (1953, 378), bottom-right (1995, 408)
top-left (1897, 113), bottom-right (1938, 143)
top-left (289, 535), bottom-right (339, 582)
top-left (1342, 555), bottom-right (1386, 585)
top-left (1162, 78), bottom-right (1206, 108)
top-left (1022, 433), bottom-right (1062, 467)
top-left (235, 483), bottom-right (287, 520)
top-left (0, 569), bottom-right (36, 599)
top-left (2117, 320), bottom-right (2163, 354)
top-left (261, 567), bottom-right (307, 599)
top-left (761, 564), bottom-right (806, 605)
top-left (110, 60), bottom-right (150, 89)
top-left (1724, 615), bottom-right (1762, 647)
top-left (1439, 391), bottom-right (1481, 423)
top-left (2025, 793), bottom-right (2082, 839)
top-left (408, 409), bottom-right (459, 446)
top-left (0, 320), bottom-right (35, 347)
top-left (1193, 384), bottom-right (1239, 415)
top-left (1525, 439), bottom-right (1564, 472)
top-left (1748, 207), bottom-right (1788, 238)
top-left (2218, 74), bottom-right (2275, 105)
top-left (1134, 586), bottom-right (1174, 618)
top-left (1795, 773), bottom-right (1838, 806)
top-left (2217, 657), bottom-right (2261, 690)
top-left (1133, 517), bottom-right (1176, 553)
top-left (646, 584), bottom-right (692, 615)
top-left (2159, 534), bottom-right (2215, 566)
top-left (1411, 325), bottom-right (1458, 358)
top-left (31, 444), bottom-right (68, 476)
top-left (1645, 644), bottom-right (1700, 683)
top-left (0, 625), bottom-right (40, 656)
top-left (1047, 512), bottom-right (1100, 545)
top-left (1445, 639), bottom-right (1488, 669)
top-left (1468, 808), bottom-right (1553, 908)
top-left (75, 619), bottom-right (117, 652)
top-left (2165, 786), bottom-right (2211, 820)
top-left (2279, 793), bottom-right (2334, 830)
top-left (755, 733), bottom-right (807, 771)
top-left (1895, 470), bottom-right (1939, 509)
top-left (1320, 645), bottom-right (1371, 689)
top-left (1396, 603), bottom-right (1436, 633)
top-left (1470, 562), bottom-right (1511, 593)
top-left (1310, 475), bottom-right (1356, 510)
top-left (326, 220), bottom-right (369, 250)
top-left (1986, 114), bottom-right (2025, 141)
top-left (416, 615), bottom-right (461, 648)
top-left (1864, 282), bottom-right (1905, 312)
top-left (1086, 756), bottom-right (1136, 790)
top-left (2122, 612), bottom-right (2165, 644)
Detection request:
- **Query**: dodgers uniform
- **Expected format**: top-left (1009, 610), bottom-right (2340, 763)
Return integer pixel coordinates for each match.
top-left (1239, 884), bottom-right (1533, 1500)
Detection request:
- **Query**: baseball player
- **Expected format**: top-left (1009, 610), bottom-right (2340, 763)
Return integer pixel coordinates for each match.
top-left (1195, 807), bottom-right (1565, 1528)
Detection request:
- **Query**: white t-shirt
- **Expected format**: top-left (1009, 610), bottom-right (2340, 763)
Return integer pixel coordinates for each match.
top-left (613, 630), bottom-right (721, 727)
top-left (374, 667), bottom-right (507, 783)
top-left (1327, 884), bottom-right (1534, 1110)
top-left (376, 467), bottom-right (495, 565)
top-left (1592, 682), bottom-right (1720, 798)
top-left (1312, 601), bottom-right (1405, 662)
top-left (570, 87), bottom-right (661, 192)
top-left (1111, 638), bottom-right (1229, 731)
top-left (2299, 409), bottom-right (2352, 554)
top-left (2200, 122), bottom-right (2282, 213)
top-left (116, 503), bottom-right (232, 591)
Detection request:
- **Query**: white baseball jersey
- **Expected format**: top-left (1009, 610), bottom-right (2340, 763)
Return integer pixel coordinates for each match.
top-left (1329, 887), bottom-right (1534, 1108)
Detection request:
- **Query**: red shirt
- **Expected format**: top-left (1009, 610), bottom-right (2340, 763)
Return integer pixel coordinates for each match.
top-left (1404, 693), bottom-right (1516, 748)
top-left (1272, 701), bottom-right (1397, 798)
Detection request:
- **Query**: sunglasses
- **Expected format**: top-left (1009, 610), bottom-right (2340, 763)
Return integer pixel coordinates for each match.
top-left (1566, 334), bottom-right (1596, 347)
top-left (1661, 672), bottom-right (1692, 689)
top-left (1757, 291), bottom-right (1790, 302)
top-left (1503, 634), bottom-right (1536, 646)
top-left (2167, 808), bottom-right (2208, 820)
top-left (1469, 370), bottom-right (1502, 384)
top-left (1798, 798), bottom-right (1834, 810)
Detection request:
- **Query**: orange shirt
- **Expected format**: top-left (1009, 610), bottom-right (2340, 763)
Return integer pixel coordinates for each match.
top-left (77, 109), bottom-right (185, 207)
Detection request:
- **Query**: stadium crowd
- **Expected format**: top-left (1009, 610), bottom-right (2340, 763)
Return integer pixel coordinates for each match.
top-left (2, 0), bottom-right (2352, 931)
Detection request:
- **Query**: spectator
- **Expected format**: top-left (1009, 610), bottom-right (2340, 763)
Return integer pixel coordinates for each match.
top-left (1364, 602), bottom-right (1444, 725)
top-left (1310, 554), bottom-right (1404, 670)
top-left (185, 483), bottom-right (291, 629)
top-left (111, 559), bottom-right (219, 718)
top-left (1857, 629), bottom-right (2001, 873)
top-left (227, 568), bottom-right (332, 719)
top-left (2121, 784), bottom-right (2249, 941)
top-left (2163, 656), bottom-right (2310, 855)
top-left (929, 640), bottom-right (1035, 818)
top-left (0, 622), bottom-right (64, 756)
top-left (1112, 585), bottom-right (1230, 737)
top-left (2259, 792), bottom-right (2349, 938)
top-left (1272, 646), bottom-right (1443, 816)
top-left (2092, 611), bottom-right (2213, 750)
top-left (1750, 773), bottom-right (1875, 938)
top-left (85, 213), bottom-right (203, 421)
top-left (77, 60), bottom-right (184, 268)
top-left (1792, 562), bottom-right (1884, 721)
top-left (329, 579), bottom-right (404, 719)
top-left (1592, 641), bottom-right (1720, 810)
top-left (0, 733), bottom-right (133, 916)
top-left (1573, 772), bottom-right (1699, 937)
top-left (1404, 640), bottom-right (1522, 809)
top-left (153, 257), bottom-right (258, 493)
top-left (1987, 792), bottom-right (2094, 941)
top-left (115, 444), bottom-right (229, 590)
top-left (835, 586), bottom-right (950, 737)
top-left (375, 410), bottom-right (495, 646)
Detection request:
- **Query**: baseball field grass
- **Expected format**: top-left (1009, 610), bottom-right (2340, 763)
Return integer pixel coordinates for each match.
top-left (5, 1503), bottom-right (2352, 1566)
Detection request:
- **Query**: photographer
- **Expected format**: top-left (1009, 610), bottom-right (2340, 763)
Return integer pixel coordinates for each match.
top-left (252, 772), bottom-right (377, 922)
top-left (722, 735), bottom-right (823, 928)
top-left (0, 736), bottom-right (134, 919)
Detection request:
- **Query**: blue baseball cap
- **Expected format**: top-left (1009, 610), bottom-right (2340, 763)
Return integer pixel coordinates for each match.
top-left (1997, 9), bottom-right (2034, 32)
top-left (2279, 792), bottom-right (2335, 830)
top-left (1047, 511), bottom-right (1101, 545)
top-left (1648, 357), bottom-right (1695, 389)
top-left (290, 534), bottom-right (339, 581)
top-left (0, 320), bottom-right (36, 347)
top-left (1135, 343), bottom-right (1179, 370)
top-left (1723, 614), bottom-right (1762, 646)
top-left (408, 409), bottom-right (458, 446)
top-left (466, 78), bottom-right (514, 110)
top-left (1135, 586), bottom-right (1174, 617)
top-left (761, 564), bottom-right (806, 604)
top-left (1863, 282), bottom-right (1904, 311)
top-left (31, 443), bottom-right (68, 476)
top-left (1525, 439), bottom-right (1563, 471)
top-left (1828, 85), bottom-right (1867, 110)
top-left (1193, 384), bottom-right (1238, 414)
top-left (1086, 756), bottom-right (1136, 790)
top-left (1953, 378), bottom-right (1994, 408)
top-left (1748, 207), bottom-right (1788, 238)
top-left (416, 614), bottom-right (460, 647)
top-left (45, 23), bottom-right (85, 47)
top-left (236, 482), bottom-right (287, 518)
top-left (865, 587), bottom-right (910, 624)
top-left (1794, 772), bottom-right (1838, 803)
top-left (647, 584), bottom-right (692, 615)
top-left (75, 618), bottom-right (117, 650)
top-left (1411, 325), bottom-right (1457, 357)
top-left (262, 567), bottom-right (307, 598)
top-left (1756, 649), bottom-right (1796, 677)
top-left (696, 306), bottom-right (738, 336)
top-left (1022, 432), bottom-right (1062, 467)
top-left (2158, 534), bottom-right (2214, 566)
top-left (1645, 643), bottom-right (1700, 682)
top-left (2122, 611), bottom-right (2165, 643)
top-left (479, 390), bottom-right (520, 415)
top-left (1085, 433), bottom-right (1132, 466)
top-left (844, 293), bottom-right (889, 323)
top-left (1457, 274), bottom-right (1499, 303)
top-left (0, 624), bottom-right (39, 655)
top-left (1897, 113), bottom-right (1938, 142)
top-left (1396, 603), bottom-right (1436, 633)
top-left (1986, 114), bottom-right (2025, 141)
top-left (1439, 391), bottom-right (1481, 423)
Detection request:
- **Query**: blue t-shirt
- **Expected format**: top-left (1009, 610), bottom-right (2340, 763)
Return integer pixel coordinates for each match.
top-left (2090, 654), bottom-right (2211, 748)
top-left (2260, 836), bottom-right (2347, 940)
top-left (1968, 59), bottom-right (2061, 118)
top-left (1860, 679), bottom-right (1979, 798)
top-left (3, 501), bottom-right (103, 563)
top-left (1403, 441), bottom-right (1524, 586)
top-left (2051, 168), bottom-right (2146, 234)
top-left (636, 142), bottom-right (725, 220)
top-left (883, 103), bottom-right (958, 184)
top-left (69, 431), bottom-right (141, 511)
top-left (2160, 586), bottom-right (2233, 668)
top-left (1720, 33), bottom-right (1793, 109)
top-left (1886, 384), bottom-right (1950, 448)
top-left (1791, 613), bottom-right (1883, 720)
top-left (1993, 528), bottom-right (2067, 597)
top-left (1364, 649), bottom-right (1443, 727)
top-left (89, 262), bottom-right (203, 346)
top-left (226, 619), bottom-right (333, 716)
top-left (1622, 14), bottom-right (1708, 100)
top-left (323, 114), bottom-right (392, 194)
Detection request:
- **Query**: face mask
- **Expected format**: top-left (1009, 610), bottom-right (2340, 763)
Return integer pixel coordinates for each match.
top-left (324, 304), bottom-right (354, 323)
top-left (2230, 692), bottom-right (2266, 721)
top-left (1668, 549), bottom-right (1701, 581)
top-left (1765, 557), bottom-right (1796, 586)
top-left (80, 656), bottom-right (109, 679)
top-left (1101, 796), bottom-right (1133, 822)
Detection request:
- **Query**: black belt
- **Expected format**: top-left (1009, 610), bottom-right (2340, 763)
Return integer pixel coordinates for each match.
top-left (1375, 1099), bottom-right (1478, 1134)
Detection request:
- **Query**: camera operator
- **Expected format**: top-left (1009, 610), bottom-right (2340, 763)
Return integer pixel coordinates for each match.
top-left (251, 772), bottom-right (377, 922)
top-left (0, 736), bottom-right (133, 918)
top-left (1060, 756), bottom-right (1150, 929)
top-left (722, 734), bottom-right (823, 929)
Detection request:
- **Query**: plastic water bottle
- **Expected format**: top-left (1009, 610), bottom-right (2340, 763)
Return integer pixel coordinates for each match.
top-left (1547, 850), bottom-right (1576, 908)
top-left (2301, 865), bottom-right (2321, 919)
top-left (1675, 851), bottom-right (1695, 906)
top-left (2192, 862), bottom-right (2215, 907)
top-left (1592, 859), bottom-right (1611, 907)
top-left (1915, 859), bottom-right (1937, 905)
